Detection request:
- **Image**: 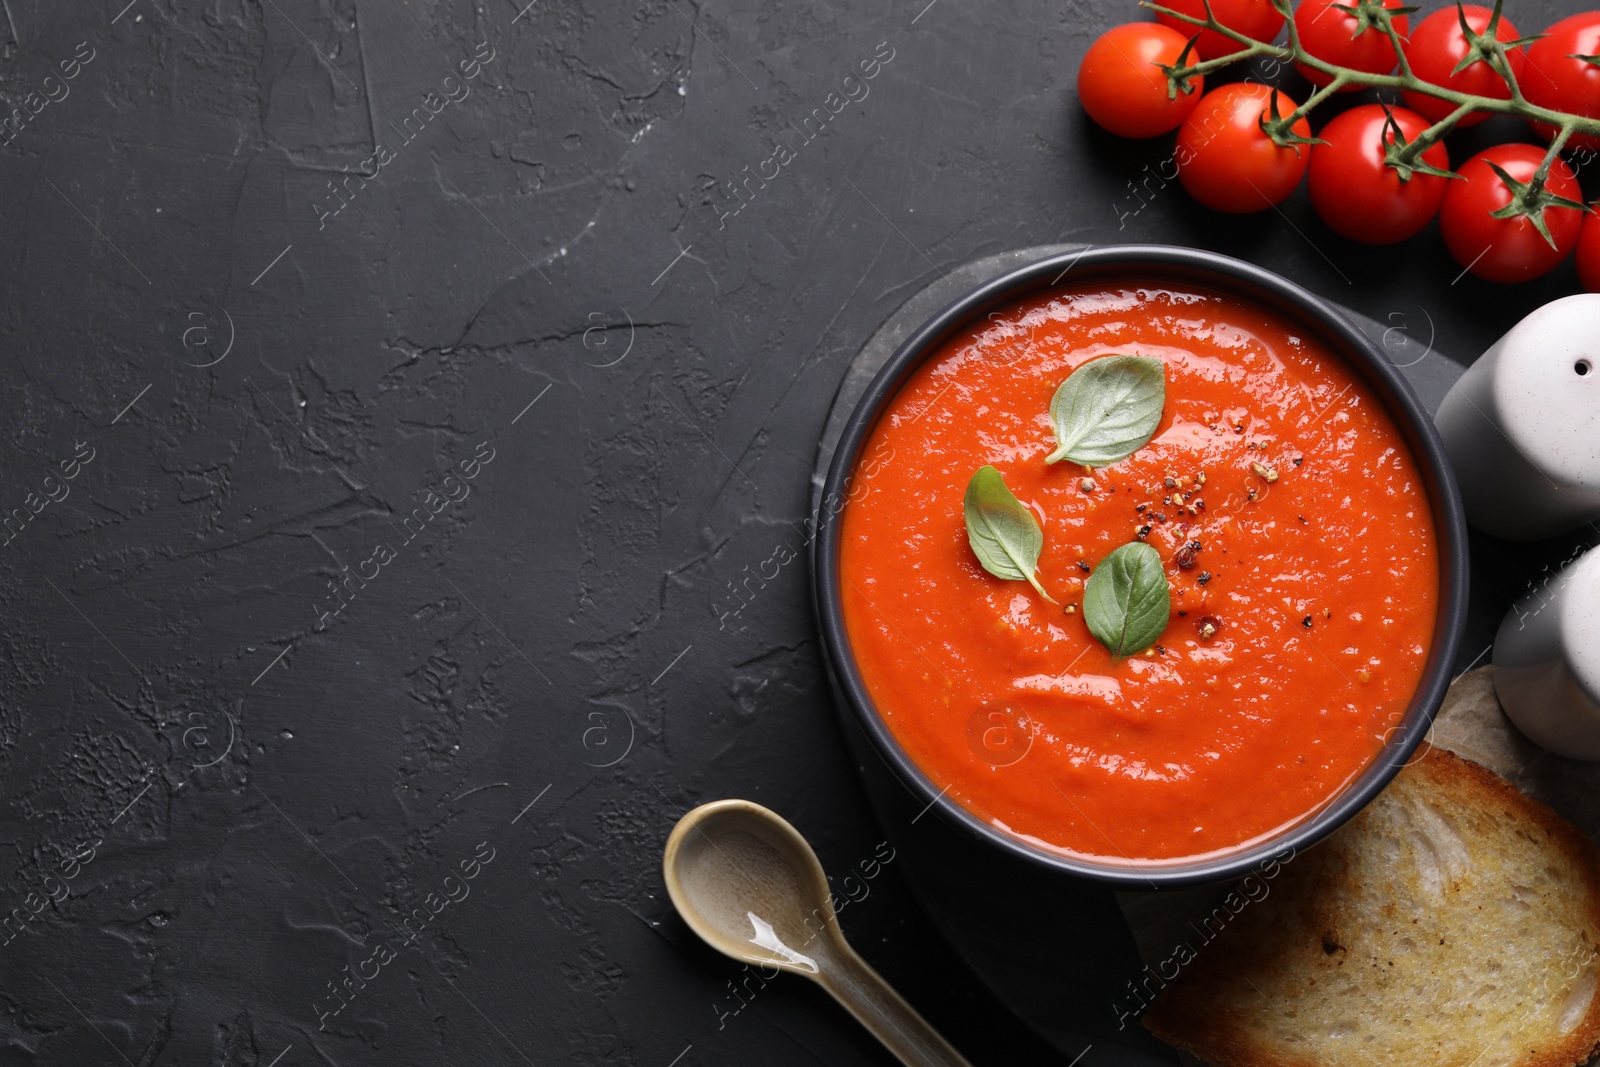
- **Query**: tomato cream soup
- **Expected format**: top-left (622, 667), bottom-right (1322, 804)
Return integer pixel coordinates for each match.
top-left (838, 282), bottom-right (1437, 861)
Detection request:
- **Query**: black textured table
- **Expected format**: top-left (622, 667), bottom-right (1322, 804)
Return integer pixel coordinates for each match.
top-left (0, 2), bottom-right (1594, 1065)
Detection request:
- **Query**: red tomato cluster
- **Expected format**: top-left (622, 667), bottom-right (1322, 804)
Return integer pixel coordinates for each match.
top-left (1077, 5), bottom-right (1600, 287)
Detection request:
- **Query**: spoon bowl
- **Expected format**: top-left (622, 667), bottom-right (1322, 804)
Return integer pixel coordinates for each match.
top-left (664, 800), bottom-right (973, 1067)
top-left (664, 799), bottom-right (836, 975)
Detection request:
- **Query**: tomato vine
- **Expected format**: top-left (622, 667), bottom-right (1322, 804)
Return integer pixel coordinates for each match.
top-left (1146, 0), bottom-right (1599, 236)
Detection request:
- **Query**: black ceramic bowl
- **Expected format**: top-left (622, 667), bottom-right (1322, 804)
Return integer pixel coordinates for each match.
top-left (812, 245), bottom-right (1469, 888)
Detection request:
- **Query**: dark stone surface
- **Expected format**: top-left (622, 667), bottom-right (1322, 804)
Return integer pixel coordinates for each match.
top-left (0, 1), bottom-right (1593, 1064)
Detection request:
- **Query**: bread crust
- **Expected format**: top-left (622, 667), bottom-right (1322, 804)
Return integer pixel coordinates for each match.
top-left (1142, 746), bottom-right (1600, 1067)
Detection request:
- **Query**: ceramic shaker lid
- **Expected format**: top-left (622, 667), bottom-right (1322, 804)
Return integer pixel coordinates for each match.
top-left (1490, 294), bottom-right (1600, 490)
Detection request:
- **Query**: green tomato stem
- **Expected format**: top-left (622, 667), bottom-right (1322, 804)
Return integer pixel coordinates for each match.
top-left (1278, 0), bottom-right (1306, 54)
top-left (1396, 100), bottom-right (1475, 169)
top-left (1280, 70), bottom-right (1351, 129)
top-left (1536, 124), bottom-right (1575, 184)
top-left (1377, 7), bottom-right (1415, 80)
top-left (1169, 40), bottom-right (1278, 81)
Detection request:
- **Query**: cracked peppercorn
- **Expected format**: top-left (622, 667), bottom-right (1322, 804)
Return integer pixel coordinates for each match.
top-left (1175, 540), bottom-right (1202, 569)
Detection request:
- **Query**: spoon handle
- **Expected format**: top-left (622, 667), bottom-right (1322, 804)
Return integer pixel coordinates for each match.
top-left (820, 944), bottom-right (975, 1067)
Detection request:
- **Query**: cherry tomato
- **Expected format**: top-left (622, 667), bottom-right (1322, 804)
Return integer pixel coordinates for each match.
top-left (1578, 210), bottom-right (1600, 293)
top-left (1523, 13), bottom-right (1600, 153)
top-left (1078, 23), bottom-right (1206, 138)
top-left (1156, 0), bottom-right (1285, 61)
top-left (1439, 144), bottom-right (1584, 283)
top-left (1294, 0), bottom-right (1410, 88)
top-left (1401, 5), bottom-right (1527, 128)
top-left (1309, 106), bottom-right (1449, 244)
top-left (1176, 83), bottom-right (1312, 213)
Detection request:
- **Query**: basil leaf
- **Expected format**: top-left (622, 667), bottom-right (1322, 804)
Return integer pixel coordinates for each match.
top-left (1046, 355), bottom-right (1166, 467)
top-left (963, 465), bottom-right (1055, 603)
top-left (1083, 542), bottom-right (1171, 659)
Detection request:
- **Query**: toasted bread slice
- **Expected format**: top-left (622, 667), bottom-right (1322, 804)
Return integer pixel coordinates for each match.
top-left (1143, 746), bottom-right (1600, 1067)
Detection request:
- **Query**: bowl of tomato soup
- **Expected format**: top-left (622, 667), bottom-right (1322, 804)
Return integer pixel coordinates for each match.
top-left (814, 245), bottom-right (1467, 886)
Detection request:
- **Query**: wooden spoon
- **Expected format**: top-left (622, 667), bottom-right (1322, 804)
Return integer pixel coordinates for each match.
top-left (663, 799), bottom-right (974, 1067)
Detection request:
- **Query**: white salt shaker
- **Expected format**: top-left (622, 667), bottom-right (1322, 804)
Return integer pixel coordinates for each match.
top-left (1433, 294), bottom-right (1600, 541)
top-left (1493, 545), bottom-right (1600, 759)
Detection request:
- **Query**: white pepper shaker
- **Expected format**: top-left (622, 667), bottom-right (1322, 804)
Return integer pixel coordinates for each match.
top-left (1433, 294), bottom-right (1600, 541)
top-left (1493, 545), bottom-right (1600, 759)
